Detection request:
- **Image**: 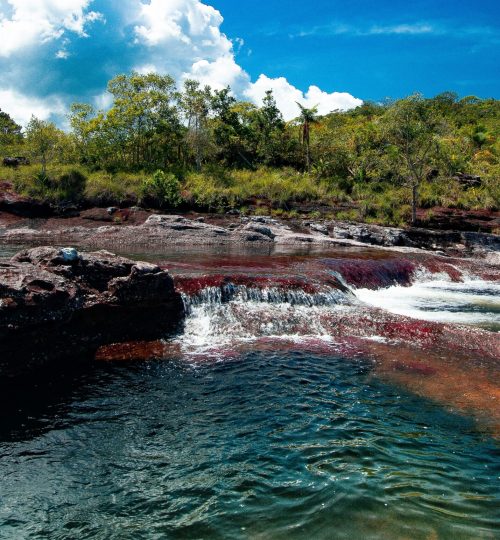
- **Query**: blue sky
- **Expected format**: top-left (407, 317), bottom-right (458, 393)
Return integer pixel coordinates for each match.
top-left (0, 0), bottom-right (498, 126)
top-left (216, 0), bottom-right (500, 101)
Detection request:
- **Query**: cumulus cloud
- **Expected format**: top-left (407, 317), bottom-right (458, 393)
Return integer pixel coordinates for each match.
top-left (0, 88), bottom-right (65, 126)
top-left (131, 0), bottom-right (249, 92)
top-left (0, 0), bottom-right (104, 57)
top-left (0, 0), bottom-right (362, 126)
top-left (246, 75), bottom-right (363, 119)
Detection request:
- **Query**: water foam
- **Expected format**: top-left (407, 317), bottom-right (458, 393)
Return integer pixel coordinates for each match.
top-left (355, 272), bottom-right (500, 330)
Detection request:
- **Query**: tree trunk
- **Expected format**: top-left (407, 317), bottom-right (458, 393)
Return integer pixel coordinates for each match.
top-left (411, 183), bottom-right (418, 225)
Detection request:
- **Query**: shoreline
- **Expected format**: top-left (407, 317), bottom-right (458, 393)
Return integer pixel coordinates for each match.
top-left (1, 207), bottom-right (499, 261)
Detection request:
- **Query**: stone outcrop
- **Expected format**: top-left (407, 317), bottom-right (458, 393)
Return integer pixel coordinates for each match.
top-left (0, 181), bottom-right (52, 217)
top-left (330, 221), bottom-right (500, 254)
top-left (0, 181), bottom-right (80, 217)
top-left (0, 247), bottom-right (184, 374)
top-left (0, 211), bottom-right (498, 257)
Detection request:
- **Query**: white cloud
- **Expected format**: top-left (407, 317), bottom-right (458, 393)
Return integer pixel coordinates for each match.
top-left (245, 75), bottom-right (363, 120)
top-left (0, 88), bottom-right (65, 126)
top-left (0, 0), bottom-right (363, 126)
top-left (132, 0), bottom-right (237, 85)
top-left (131, 1), bottom-right (361, 118)
top-left (290, 21), bottom-right (444, 39)
top-left (93, 90), bottom-right (113, 110)
top-left (184, 56), bottom-right (250, 92)
top-left (368, 23), bottom-right (435, 35)
top-left (0, 0), bottom-right (103, 57)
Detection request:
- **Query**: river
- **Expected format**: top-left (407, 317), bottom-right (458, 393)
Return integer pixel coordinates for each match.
top-left (0, 245), bottom-right (499, 539)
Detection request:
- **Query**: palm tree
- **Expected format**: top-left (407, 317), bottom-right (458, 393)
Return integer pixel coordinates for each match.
top-left (296, 103), bottom-right (318, 172)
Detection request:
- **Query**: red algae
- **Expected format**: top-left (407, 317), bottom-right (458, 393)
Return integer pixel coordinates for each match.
top-left (174, 274), bottom-right (334, 296)
top-left (420, 260), bottom-right (463, 281)
top-left (394, 361), bottom-right (438, 376)
top-left (321, 258), bottom-right (418, 289)
top-left (95, 340), bottom-right (180, 361)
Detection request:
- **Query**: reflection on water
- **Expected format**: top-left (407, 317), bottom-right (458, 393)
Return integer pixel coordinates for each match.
top-left (0, 353), bottom-right (499, 540)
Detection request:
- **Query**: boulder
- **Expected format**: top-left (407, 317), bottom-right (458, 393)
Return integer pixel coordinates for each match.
top-left (2, 157), bottom-right (29, 168)
top-left (242, 223), bottom-right (275, 239)
top-left (310, 222), bottom-right (329, 235)
top-left (0, 181), bottom-right (52, 217)
top-left (0, 247), bottom-right (184, 374)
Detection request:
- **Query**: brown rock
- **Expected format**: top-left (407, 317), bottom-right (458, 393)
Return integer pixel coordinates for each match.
top-left (0, 247), bottom-right (184, 375)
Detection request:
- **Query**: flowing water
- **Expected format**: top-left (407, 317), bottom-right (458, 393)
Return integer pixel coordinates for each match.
top-left (0, 245), bottom-right (499, 539)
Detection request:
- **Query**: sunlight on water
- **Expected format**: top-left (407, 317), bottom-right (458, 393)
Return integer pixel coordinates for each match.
top-left (1, 246), bottom-right (499, 539)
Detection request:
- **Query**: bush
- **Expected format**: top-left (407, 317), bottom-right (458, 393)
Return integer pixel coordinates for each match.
top-left (58, 170), bottom-right (86, 201)
top-left (33, 171), bottom-right (53, 193)
top-left (141, 170), bottom-right (182, 208)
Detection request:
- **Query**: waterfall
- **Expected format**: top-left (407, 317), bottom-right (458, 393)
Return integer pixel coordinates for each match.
top-left (176, 283), bottom-right (357, 354)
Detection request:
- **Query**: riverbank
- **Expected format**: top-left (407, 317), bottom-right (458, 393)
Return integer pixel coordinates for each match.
top-left (1, 205), bottom-right (499, 262)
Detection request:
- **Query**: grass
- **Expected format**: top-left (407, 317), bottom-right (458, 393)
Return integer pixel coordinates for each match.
top-left (1, 162), bottom-right (498, 226)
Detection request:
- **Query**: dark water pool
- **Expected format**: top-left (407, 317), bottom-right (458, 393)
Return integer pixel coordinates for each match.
top-left (1, 352), bottom-right (498, 539)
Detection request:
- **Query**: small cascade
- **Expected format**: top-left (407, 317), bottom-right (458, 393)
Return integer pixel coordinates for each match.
top-left (175, 280), bottom-right (357, 354)
top-left (355, 268), bottom-right (500, 330)
top-left (181, 283), bottom-right (354, 311)
top-left (171, 253), bottom-right (499, 357)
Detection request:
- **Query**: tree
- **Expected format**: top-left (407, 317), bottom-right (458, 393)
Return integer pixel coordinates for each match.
top-left (25, 116), bottom-right (62, 173)
top-left (0, 109), bottom-right (23, 154)
top-left (180, 80), bottom-right (213, 170)
top-left (382, 94), bottom-right (443, 225)
top-left (70, 73), bottom-right (184, 171)
top-left (106, 72), bottom-right (182, 170)
top-left (296, 103), bottom-right (318, 172)
top-left (255, 90), bottom-right (285, 165)
top-left (210, 88), bottom-right (255, 168)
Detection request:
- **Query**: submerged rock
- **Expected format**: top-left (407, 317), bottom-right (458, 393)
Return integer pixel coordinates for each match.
top-left (0, 247), bottom-right (184, 374)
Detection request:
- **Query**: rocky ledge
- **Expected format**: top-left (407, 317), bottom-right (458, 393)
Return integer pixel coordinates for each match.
top-left (0, 247), bottom-right (184, 374)
top-left (1, 213), bottom-right (499, 259)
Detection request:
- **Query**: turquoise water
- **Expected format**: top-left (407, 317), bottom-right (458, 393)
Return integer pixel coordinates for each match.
top-left (1, 352), bottom-right (498, 539)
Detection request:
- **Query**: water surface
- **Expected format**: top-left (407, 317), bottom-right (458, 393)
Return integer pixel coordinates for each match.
top-left (1, 353), bottom-right (499, 540)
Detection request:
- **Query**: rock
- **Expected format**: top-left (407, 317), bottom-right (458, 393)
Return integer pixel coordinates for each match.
top-left (242, 223), bottom-right (275, 239)
top-left (331, 223), bottom-right (406, 247)
top-left (249, 216), bottom-right (271, 224)
top-left (0, 247), bottom-right (184, 375)
top-left (330, 221), bottom-right (500, 254)
top-left (2, 157), bottom-right (29, 168)
top-left (60, 247), bottom-right (80, 262)
top-left (418, 207), bottom-right (500, 234)
top-left (0, 181), bottom-right (52, 217)
top-left (454, 173), bottom-right (481, 188)
top-left (310, 223), bottom-right (328, 235)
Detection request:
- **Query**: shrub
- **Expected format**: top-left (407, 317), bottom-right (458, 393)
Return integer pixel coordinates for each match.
top-left (33, 171), bottom-right (53, 193)
top-left (58, 170), bottom-right (86, 201)
top-left (141, 170), bottom-right (182, 208)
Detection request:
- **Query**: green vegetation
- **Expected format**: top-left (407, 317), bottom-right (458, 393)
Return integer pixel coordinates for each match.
top-left (1, 75), bottom-right (498, 226)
